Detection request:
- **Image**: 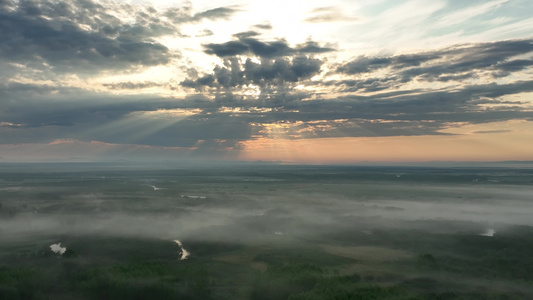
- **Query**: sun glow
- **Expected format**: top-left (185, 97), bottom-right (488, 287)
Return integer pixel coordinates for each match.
top-left (240, 120), bottom-right (533, 163)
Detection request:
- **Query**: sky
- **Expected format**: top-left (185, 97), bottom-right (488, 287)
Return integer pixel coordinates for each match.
top-left (1, 0), bottom-right (532, 164)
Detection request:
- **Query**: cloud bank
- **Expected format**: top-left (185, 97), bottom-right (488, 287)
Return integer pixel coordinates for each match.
top-left (0, 0), bottom-right (532, 161)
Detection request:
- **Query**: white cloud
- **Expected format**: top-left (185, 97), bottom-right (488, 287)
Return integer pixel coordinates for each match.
top-left (433, 0), bottom-right (510, 28)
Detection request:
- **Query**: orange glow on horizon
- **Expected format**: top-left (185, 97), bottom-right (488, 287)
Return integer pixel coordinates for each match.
top-left (238, 123), bottom-right (533, 163)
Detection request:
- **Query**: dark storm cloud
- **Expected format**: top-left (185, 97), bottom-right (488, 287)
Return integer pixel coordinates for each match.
top-left (204, 37), bottom-right (335, 58)
top-left (0, 0), bottom-right (177, 73)
top-left (337, 39), bottom-right (533, 82)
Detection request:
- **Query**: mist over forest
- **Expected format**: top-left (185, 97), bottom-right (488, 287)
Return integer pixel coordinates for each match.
top-left (1, 163), bottom-right (533, 299)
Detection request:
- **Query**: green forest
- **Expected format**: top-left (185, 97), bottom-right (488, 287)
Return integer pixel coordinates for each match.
top-left (1, 165), bottom-right (533, 299)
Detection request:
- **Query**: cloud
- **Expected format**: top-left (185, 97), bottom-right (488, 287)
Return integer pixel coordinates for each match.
top-left (472, 130), bottom-right (512, 134)
top-left (252, 23), bottom-right (273, 30)
top-left (2, 77), bottom-right (533, 149)
top-left (184, 34), bottom-right (332, 101)
top-left (181, 56), bottom-right (323, 91)
top-left (336, 38), bottom-right (533, 82)
top-left (191, 6), bottom-right (240, 21)
top-left (1, 0), bottom-right (531, 162)
top-left (204, 36), bottom-right (335, 58)
top-left (0, 122), bottom-right (25, 128)
top-left (295, 41), bottom-right (337, 54)
top-left (321, 77), bottom-right (402, 93)
top-left (102, 81), bottom-right (166, 90)
top-left (175, 37), bottom-right (533, 141)
top-left (232, 30), bottom-right (261, 39)
top-left (164, 5), bottom-right (241, 23)
top-left (433, 0), bottom-right (510, 29)
top-left (187, 35), bottom-right (333, 104)
top-left (337, 56), bottom-right (394, 74)
top-left (1, 0), bottom-right (532, 159)
top-left (304, 6), bottom-right (358, 23)
top-left (196, 29), bottom-right (214, 37)
top-left (203, 40), bottom-right (250, 57)
top-left (0, 0), bottom-right (178, 74)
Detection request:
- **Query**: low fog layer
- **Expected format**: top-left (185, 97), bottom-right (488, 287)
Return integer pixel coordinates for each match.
top-left (1, 165), bottom-right (532, 244)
